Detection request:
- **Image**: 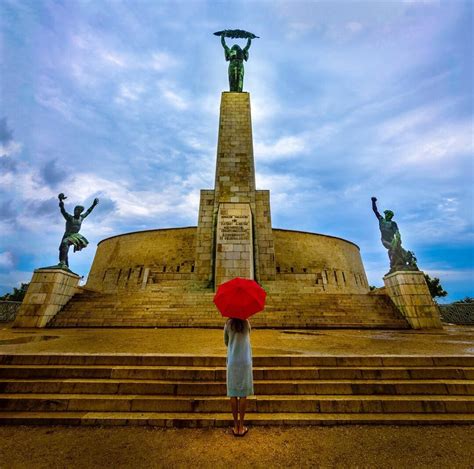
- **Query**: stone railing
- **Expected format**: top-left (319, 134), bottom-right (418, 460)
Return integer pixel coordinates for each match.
top-left (0, 301), bottom-right (21, 322)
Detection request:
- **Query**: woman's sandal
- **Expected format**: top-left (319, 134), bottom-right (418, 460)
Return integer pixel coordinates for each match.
top-left (238, 426), bottom-right (248, 437)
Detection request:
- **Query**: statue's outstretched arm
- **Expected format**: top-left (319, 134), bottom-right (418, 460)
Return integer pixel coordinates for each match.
top-left (58, 199), bottom-right (70, 220)
top-left (243, 38), bottom-right (251, 61)
top-left (83, 198), bottom-right (99, 219)
top-left (371, 197), bottom-right (382, 221)
top-left (221, 35), bottom-right (230, 58)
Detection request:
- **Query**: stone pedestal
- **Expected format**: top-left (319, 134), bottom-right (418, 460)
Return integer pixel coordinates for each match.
top-left (215, 203), bottom-right (254, 286)
top-left (13, 268), bottom-right (80, 328)
top-left (383, 271), bottom-right (443, 329)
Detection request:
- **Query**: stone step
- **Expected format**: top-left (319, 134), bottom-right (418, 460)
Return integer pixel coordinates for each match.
top-left (50, 322), bottom-right (410, 330)
top-left (1, 365), bottom-right (472, 381)
top-left (2, 355), bottom-right (472, 367)
top-left (1, 394), bottom-right (473, 413)
top-left (53, 290), bottom-right (407, 330)
top-left (51, 319), bottom-right (408, 326)
top-left (0, 378), bottom-right (472, 395)
top-left (0, 411), bottom-right (472, 427)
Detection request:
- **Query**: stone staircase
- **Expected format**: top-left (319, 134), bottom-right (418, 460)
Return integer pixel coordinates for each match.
top-left (48, 289), bottom-right (409, 329)
top-left (0, 354), bottom-right (472, 426)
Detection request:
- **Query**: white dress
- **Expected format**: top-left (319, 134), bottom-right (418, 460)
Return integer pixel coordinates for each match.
top-left (224, 320), bottom-right (254, 397)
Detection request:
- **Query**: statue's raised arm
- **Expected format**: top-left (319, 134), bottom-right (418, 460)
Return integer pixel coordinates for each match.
top-left (371, 196), bottom-right (382, 221)
top-left (221, 35), bottom-right (230, 60)
top-left (58, 193), bottom-right (71, 220)
top-left (82, 198), bottom-right (99, 219)
top-left (243, 37), bottom-right (251, 60)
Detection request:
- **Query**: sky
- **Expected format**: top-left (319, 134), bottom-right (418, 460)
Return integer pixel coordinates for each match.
top-left (0, 0), bottom-right (472, 302)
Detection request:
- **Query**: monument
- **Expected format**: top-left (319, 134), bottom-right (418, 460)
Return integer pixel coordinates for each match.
top-left (371, 197), bottom-right (442, 329)
top-left (13, 194), bottom-right (99, 328)
top-left (13, 32), bottom-right (442, 330)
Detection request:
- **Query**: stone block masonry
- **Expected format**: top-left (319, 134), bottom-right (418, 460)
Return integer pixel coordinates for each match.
top-left (384, 271), bottom-right (443, 329)
top-left (194, 190), bottom-right (216, 285)
top-left (214, 92), bottom-right (256, 202)
top-left (14, 268), bottom-right (80, 328)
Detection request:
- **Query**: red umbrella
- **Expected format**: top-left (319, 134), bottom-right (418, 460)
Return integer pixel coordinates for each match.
top-left (213, 277), bottom-right (266, 320)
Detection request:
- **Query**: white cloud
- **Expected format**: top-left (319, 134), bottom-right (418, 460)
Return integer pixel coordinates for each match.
top-left (346, 22), bottom-right (363, 33)
top-left (149, 51), bottom-right (179, 71)
top-left (255, 135), bottom-right (308, 161)
top-left (391, 120), bottom-right (472, 167)
top-left (35, 79), bottom-right (75, 121)
top-left (0, 252), bottom-right (14, 268)
top-left (423, 268), bottom-right (474, 282)
top-left (158, 81), bottom-right (189, 110)
top-left (285, 21), bottom-right (316, 40)
top-left (0, 270), bottom-right (32, 287)
top-left (0, 167), bottom-right (55, 201)
top-left (377, 104), bottom-right (442, 141)
top-left (115, 83), bottom-right (145, 104)
top-left (0, 140), bottom-right (22, 158)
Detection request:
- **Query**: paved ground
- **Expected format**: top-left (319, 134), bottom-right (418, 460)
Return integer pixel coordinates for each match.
top-left (0, 324), bottom-right (473, 356)
top-left (0, 425), bottom-right (473, 468)
top-left (0, 323), bottom-right (473, 468)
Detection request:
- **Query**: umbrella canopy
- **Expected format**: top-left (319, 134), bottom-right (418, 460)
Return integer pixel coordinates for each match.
top-left (213, 277), bottom-right (266, 320)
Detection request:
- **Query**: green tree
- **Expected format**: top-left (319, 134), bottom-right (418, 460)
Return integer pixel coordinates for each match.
top-left (0, 283), bottom-right (29, 302)
top-left (424, 274), bottom-right (447, 300)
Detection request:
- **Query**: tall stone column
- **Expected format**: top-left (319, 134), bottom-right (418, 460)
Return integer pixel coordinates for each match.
top-left (194, 92), bottom-right (276, 288)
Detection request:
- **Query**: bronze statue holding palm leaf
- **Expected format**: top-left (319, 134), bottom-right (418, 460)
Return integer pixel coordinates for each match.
top-left (214, 29), bottom-right (259, 92)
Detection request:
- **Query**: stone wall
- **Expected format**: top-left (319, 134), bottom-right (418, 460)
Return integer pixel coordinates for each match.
top-left (86, 227), bottom-right (197, 292)
top-left (85, 225), bottom-right (369, 294)
top-left (0, 301), bottom-right (21, 322)
top-left (194, 190), bottom-right (215, 285)
top-left (440, 303), bottom-right (474, 325)
top-left (273, 229), bottom-right (369, 294)
top-left (255, 190), bottom-right (276, 281)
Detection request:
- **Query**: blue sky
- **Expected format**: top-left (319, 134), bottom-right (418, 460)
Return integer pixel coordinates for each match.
top-left (0, 0), bottom-right (472, 302)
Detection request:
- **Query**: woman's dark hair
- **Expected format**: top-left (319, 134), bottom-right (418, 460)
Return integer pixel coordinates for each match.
top-left (229, 318), bottom-right (246, 333)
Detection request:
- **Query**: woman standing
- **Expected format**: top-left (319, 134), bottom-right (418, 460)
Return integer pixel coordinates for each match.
top-left (224, 317), bottom-right (253, 436)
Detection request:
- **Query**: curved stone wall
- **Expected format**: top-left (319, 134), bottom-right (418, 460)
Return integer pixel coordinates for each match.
top-left (272, 229), bottom-right (369, 293)
top-left (86, 226), bottom-right (369, 294)
top-left (86, 227), bottom-right (197, 291)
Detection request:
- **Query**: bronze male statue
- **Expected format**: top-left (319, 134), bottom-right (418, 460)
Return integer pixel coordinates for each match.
top-left (58, 193), bottom-right (99, 268)
top-left (371, 197), bottom-right (418, 274)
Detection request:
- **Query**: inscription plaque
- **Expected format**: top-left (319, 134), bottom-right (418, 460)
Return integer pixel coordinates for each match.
top-left (215, 203), bottom-right (254, 285)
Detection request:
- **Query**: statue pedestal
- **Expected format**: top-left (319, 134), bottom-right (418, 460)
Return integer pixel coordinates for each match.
top-left (383, 271), bottom-right (443, 329)
top-left (13, 268), bottom-right (80, 328)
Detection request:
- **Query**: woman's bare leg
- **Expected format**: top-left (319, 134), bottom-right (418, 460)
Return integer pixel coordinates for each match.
top-left (238, 397), bottom-right (247, 434)
top-left (230, 397), bottom-right (239, 434)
